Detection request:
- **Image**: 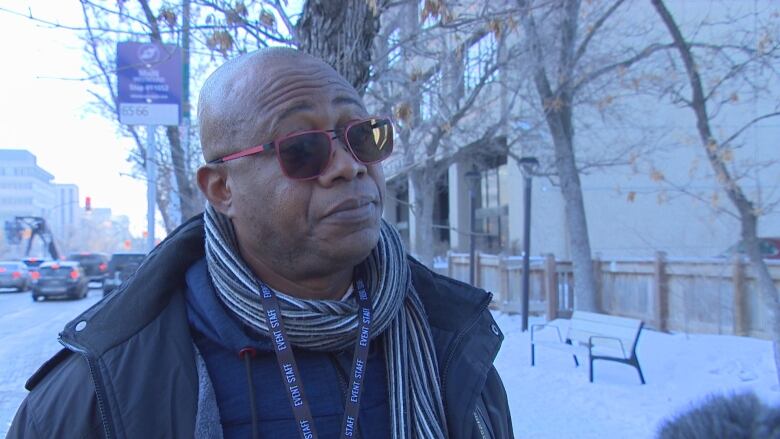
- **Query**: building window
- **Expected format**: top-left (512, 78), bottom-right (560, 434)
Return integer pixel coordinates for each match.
top-left (388, 29), bottom-right (402, 67)
top-left (464, 33), bottom-right (498, 92)
top-left (394, 184), bottom-right (410, 247)
top-left (420, 70), bottom-right (441, 121)
top-left (0, 182), bottom-right (33, 190)
top-left (0, 197), bottom-right (34, 205)
top-left (475, 155), bottom-right (508, 253)
top-left (480, 163), bottom-right (509, 208)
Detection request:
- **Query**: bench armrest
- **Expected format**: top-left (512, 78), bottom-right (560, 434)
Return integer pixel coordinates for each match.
top-left (531, 323), bottom-right (564, 343)
top-left (588, 335), bottom-right (627, 358)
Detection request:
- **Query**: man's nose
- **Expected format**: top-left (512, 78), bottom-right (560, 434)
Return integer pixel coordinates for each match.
top-left (316, 140), bottom-right (367, 185)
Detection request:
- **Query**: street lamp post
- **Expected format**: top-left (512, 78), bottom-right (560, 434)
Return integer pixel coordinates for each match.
top-left (465, 165), bottom-right (481, 286)
top-left (519, 156), bottom-right (539, 332)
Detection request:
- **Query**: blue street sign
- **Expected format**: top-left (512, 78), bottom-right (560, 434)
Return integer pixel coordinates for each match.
top-left (117, 42), bottom-right (182, 126)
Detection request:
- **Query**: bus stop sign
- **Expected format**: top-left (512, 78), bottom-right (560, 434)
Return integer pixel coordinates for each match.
top-left (117, 42), bottom-right (182, 126)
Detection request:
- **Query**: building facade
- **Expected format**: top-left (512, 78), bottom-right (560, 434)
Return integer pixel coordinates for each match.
top-left (379, 1), bottom-right (780, 261)
top-left (0, 149), bottom-right (86, 257)
top-left (0, 149), bottom-right (56, 219)
top-left (51, 183), bottom-right (80, 245)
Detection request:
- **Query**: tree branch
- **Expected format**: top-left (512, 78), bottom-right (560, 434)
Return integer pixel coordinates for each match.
top-left (651, 0), bottom-right (753, 218)
top-left (271, 0), bottom-right (299, 43)
top-left (0, 5), bottom-right (150, 35)
top-left (572, 0), bottom-right (626, 66)
top-left (721, 111), bottom-right (780, 148)
top-left (573, 43), bottom-right (674, 93)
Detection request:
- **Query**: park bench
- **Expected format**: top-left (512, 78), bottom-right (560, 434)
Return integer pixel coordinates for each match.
top-left (530, 311), bottom-right (645, 384)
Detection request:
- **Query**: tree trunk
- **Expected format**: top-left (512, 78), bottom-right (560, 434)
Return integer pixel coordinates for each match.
top-left (155, 184), bottom-right (175, 234)
top-left (164, 126), bottom-right (201, 221)
top-left (547, 112), bottom-right (599, 311)
top-left (742, 214), bottom-right (780, 384)
top-left (408, 168), bottom-right (436, 268)
top-left (296, 0), bottom-right (384, 95)
top-left (519, 0), bottom-right (599, 311)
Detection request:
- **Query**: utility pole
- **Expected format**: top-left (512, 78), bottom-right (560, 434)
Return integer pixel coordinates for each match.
top-left (180, 0), bottom-right (191, 164)
top-left (146, 126), bottom-right (157, 252)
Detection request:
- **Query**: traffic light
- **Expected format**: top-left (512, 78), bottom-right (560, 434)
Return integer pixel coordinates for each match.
top-left (85, 196), bottom-right (92, 212)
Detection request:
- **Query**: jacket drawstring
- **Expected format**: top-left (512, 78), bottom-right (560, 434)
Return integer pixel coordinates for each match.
top-left (239, 347), bottom-right (259, 439)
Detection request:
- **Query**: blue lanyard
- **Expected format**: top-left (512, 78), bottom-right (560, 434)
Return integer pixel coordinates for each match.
top-left (258, 278), bottom-right (373, 439)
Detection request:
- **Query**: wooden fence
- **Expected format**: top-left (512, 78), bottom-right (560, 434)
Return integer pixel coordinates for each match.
top-left (443, 252), bottom-right (780, 339)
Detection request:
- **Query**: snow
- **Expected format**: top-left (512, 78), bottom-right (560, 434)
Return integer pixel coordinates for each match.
top-left (1, 291), bottom-right (777, 437)
top-left (492, 312), bottom-right (779, 439)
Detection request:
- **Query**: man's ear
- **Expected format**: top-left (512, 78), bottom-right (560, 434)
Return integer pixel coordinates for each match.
top-left (197, 165), bottom-right (232, 215)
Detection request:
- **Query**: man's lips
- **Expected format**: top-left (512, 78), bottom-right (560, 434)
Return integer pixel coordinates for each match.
top-left (322, 197), bottom-right (378, 221)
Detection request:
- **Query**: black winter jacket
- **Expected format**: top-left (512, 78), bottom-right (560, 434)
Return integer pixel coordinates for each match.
top-left (7, 216), bottom-right (513, 438)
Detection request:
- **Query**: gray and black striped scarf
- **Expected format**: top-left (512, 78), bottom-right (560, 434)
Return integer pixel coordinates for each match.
top-left (204, 205), bottom-right (448, 438)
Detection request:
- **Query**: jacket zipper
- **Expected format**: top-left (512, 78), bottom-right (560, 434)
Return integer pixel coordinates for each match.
top-left (60, 338), bottom-right (114, 439)
top-left (439, 293), bottom-right (493, 416)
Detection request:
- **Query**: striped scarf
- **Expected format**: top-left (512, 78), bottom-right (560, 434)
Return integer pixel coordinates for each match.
top-left (204, 205), bottom-right (448, 438)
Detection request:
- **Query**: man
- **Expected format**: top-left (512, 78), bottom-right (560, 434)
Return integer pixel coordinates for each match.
top-left (8, 48), bottom-right (512, 438)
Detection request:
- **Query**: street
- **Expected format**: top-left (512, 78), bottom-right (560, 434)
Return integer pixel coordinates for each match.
top-left (0, 286), bottom-right (101, 436)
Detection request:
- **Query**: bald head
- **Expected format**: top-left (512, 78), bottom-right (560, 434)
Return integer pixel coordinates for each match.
top-left (198, 48), bottom-right (357, 162)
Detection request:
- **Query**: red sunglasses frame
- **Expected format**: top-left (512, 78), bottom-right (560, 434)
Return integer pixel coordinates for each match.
top-left (207, 116), bottom-right (393, 180)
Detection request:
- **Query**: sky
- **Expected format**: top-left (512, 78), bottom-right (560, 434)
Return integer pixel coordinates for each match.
top-left (0, 1), bottom-right (168, 236)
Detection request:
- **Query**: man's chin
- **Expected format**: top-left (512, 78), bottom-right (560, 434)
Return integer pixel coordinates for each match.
top-left (321, 227), bottom-right (380, 266)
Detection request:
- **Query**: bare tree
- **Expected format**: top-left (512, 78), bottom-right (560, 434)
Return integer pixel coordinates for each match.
top-left (365, 0), bottom-right (520, 266)
top-left (651, 0), bottom-right (780, 383)
top-left (365, 0), bottom-right (660, 272)
top-left (368, 2), bottom-right (499, 265)
top-left (515, 0), bottom-right (674, 311)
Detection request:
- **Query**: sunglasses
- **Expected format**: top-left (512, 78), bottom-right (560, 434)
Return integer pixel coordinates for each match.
top-left (208, 117), bottom-right (394, 180)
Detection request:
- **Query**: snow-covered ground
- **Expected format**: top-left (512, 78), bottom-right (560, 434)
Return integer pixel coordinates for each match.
top-left (493, 312), bottom-right (779, 438)
top-left (0, 290), bottom-right (777, 438)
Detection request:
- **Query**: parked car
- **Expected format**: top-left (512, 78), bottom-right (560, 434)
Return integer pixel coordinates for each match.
top-left (31, 261), bottom-right (89, 301)
top-left (67, 252), bottom-right (110, 284)
top-left (720, 237), bottom-right (780, 260)
top-left (103, 252), bottom-right (146, 296)
top-left (0, 261), bottom-right (30, 292)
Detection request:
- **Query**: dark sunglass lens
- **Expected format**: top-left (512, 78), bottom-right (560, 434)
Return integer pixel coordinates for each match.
top-left (277, 133), bottom-right (331, 179)
top-left (347, 118), bottom-right (393, 163)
